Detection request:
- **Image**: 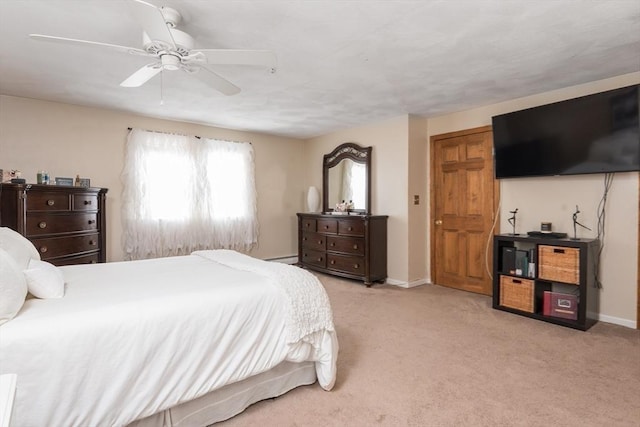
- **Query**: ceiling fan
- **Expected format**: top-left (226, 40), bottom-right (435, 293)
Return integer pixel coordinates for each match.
top-left (29, 0), bottom-right (277, 96)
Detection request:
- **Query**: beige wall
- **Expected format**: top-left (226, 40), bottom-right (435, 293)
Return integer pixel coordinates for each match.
top-left (305, 116), bottom-right (411, 283)
top-left (0, 95), bottom-right (306, 262)
top-left (427, 72), bottom-right (640, 327)
top-left (408, 115), bottom-right (428, 284)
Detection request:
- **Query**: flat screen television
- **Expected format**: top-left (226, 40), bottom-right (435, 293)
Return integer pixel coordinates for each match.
top-left (492, 84), bottom-right (639, 179)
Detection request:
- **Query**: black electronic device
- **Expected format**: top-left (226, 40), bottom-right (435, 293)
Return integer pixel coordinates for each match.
top-left (10, 178), bottom-right (26, 184)
top-left (501, 246), bottom-right (516, 274)
top-left (527, 231), bottom-right (568, 239)
top-left (493, 85), bottom-right (639, 179)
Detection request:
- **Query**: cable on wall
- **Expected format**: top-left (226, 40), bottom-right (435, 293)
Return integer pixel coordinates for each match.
top-left (485, 192), bottom-right (502, 281)
top-left (594, 172), bottom-right (614, 288)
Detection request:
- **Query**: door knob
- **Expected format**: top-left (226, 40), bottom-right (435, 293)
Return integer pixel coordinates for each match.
top-left (435, 220), bottom-right (443, 225)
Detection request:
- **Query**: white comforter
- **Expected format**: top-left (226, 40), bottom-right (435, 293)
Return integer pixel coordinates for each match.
top-left (0, 251), bottom-right (338, 427)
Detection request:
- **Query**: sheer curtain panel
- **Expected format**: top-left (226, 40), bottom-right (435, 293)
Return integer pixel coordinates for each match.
top-left (121, 128), bottom-right (258, 260)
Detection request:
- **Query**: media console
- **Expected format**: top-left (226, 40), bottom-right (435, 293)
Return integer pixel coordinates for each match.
top-left (493, 234), bottom-right (600, 331)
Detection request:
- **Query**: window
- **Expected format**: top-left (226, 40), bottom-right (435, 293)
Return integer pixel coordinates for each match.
top-left (121, 128), bottom-right (258, 260)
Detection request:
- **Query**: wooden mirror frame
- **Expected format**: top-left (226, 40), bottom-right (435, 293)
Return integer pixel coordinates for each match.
top-left (322, 142), bottom-right (372, 214)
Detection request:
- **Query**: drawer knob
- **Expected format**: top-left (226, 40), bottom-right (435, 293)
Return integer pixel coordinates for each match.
top-left (330, 260), bottom-right (335, 265)
top-left (354, 263), bottom-right (360, 269)
top-left (303, 237), bottom-right (307, 241)
top-left (353, 244), bottom-right (358, 250)
top-left (318, 240), bottom-right (322, 245)
top-left (89, 240), bottom-right (95, 246)
top-left (306, 223), bottom-right (310, 227)
top-left (38, 221), bottom-right (47, 229)
top-left (324, 225), bottom-right (329, 229)
top-left (39, 246), bottom-right (48, 253)
top-left (84, 200), bottom-right (92, 205)
top-left (348, 226), bottom-right (353, 231)
top-left (317, 257), bottom-right (323, 262)
top-left (330, 242), bottom-right (335, 247)
top-left (47, 199), bottom-right (55, 206)
top-left (88, 220), bottom-right (95, 225)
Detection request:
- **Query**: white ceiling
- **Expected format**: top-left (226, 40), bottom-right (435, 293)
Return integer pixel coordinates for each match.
top-left (0, 0), bottom-right (639, 139)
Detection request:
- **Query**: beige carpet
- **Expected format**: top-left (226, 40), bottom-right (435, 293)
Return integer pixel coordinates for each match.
top-left (220, 273), bottom-right (640, 427)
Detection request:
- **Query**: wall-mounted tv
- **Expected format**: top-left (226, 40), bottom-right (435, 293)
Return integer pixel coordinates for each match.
top-left (492, 85), bottom-right (639, 179)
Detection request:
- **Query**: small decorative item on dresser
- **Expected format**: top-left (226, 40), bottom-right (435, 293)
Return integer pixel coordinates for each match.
top-left (2, 169), bottom-right (21, 183)
top-left (55, 177), bottom-right (74, 186)
top-left (78, 178), bottom-right (91, 188)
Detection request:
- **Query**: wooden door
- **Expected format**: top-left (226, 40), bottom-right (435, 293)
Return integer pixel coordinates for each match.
top-left (430, 126), bottom-right (498, 296)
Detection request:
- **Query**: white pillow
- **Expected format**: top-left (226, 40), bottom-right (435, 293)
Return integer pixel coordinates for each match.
top-left (0, 248), bottom-right (28, 325)
top-left (24, 258), bottom-right (65, 299)
top-left (0, 227), bottom-right (40, 270)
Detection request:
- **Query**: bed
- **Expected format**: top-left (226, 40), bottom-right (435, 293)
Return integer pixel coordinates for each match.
top-left (0, 227), bottom-right (338, 427)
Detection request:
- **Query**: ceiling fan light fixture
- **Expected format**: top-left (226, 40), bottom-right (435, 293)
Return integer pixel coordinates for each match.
top-left (161, 54), bottom-right (181, 71)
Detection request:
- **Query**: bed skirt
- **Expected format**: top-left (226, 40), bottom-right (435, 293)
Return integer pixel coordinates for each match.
top-left (128, 361), bottom-right (316, 427)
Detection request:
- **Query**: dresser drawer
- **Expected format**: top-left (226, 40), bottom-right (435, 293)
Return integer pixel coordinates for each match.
top-left (317, 219), bottom-right (338, 234)
top-left (327, 236), bottom-right (365, 255)
top-left (300, 218), bottom-right (317, 232)
top-left (31, 233), bottom-right (100, 259)
top-left (26, 213), bottom-right (99, 236)
top-left (51, 252), bottom-right (100, 266)
top-left (327, 253), bottom-right (365, 275)
top-left (338, 219), bottom-right (365, 236)
top-left (301, 248), bottom-right (326, 269)
top-left (26, 192), bottom-right (70, 211)
top-left (302, 232), bottom-right (326, 251)
top-left (73, 194), bottom-right (99, 211)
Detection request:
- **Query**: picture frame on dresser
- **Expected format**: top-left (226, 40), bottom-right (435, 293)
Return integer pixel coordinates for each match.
top-left (0, 183), bottom-right (108, 266)
top-left (54, 177), bottom-right (74, 186)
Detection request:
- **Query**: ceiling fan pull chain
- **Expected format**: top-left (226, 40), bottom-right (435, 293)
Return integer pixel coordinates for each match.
top-left (160, 69), bottom-right (164, 106)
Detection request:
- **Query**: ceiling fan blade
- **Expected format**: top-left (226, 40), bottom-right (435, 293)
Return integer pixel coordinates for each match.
top-left (127, 0), bottom-right (176, 49)
top-left (29, 34), bottom-right (152, 57)
top-left (120, 63), bottom-right (162, 87)
top-left (190, 65), bottom-right (240, 96)
top-left (193, 49), bottom-right (277, 70)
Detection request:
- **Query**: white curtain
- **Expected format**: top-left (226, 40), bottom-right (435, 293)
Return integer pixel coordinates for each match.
top-left (121, 128), bottom-right (258, 260)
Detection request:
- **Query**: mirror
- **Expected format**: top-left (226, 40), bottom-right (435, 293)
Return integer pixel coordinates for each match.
top-left (323, 142), bottom-right (372, 214)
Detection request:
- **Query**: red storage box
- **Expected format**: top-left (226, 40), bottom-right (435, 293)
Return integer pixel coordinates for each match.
top-left (543, 291), bottom-right (579, 320)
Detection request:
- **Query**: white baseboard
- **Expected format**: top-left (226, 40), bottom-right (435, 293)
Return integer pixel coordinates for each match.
top-left (385, 278), bottom-right (429, 288)
top-left (266, 256), bottom-right (297, 264)
top-left (594, 313), bottom-right (637, 329)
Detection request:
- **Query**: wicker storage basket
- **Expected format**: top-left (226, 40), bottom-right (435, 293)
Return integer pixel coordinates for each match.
top-left (500, 275), bottom-right (535, 313)
top-left (538, 245), bottom-right (579, 284)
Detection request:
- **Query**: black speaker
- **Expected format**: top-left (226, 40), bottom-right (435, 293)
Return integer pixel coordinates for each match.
top-left (502, 247), bottom-right (516, 274)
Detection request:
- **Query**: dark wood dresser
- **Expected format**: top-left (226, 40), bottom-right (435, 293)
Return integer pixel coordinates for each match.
top-left (0, 183), bottom-right (108, 266)
top-left (297, 213), bottom-right (387, 286)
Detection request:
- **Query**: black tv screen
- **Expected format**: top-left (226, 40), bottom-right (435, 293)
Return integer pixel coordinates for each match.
top-left (493, 85), bottom-right (640, 179)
